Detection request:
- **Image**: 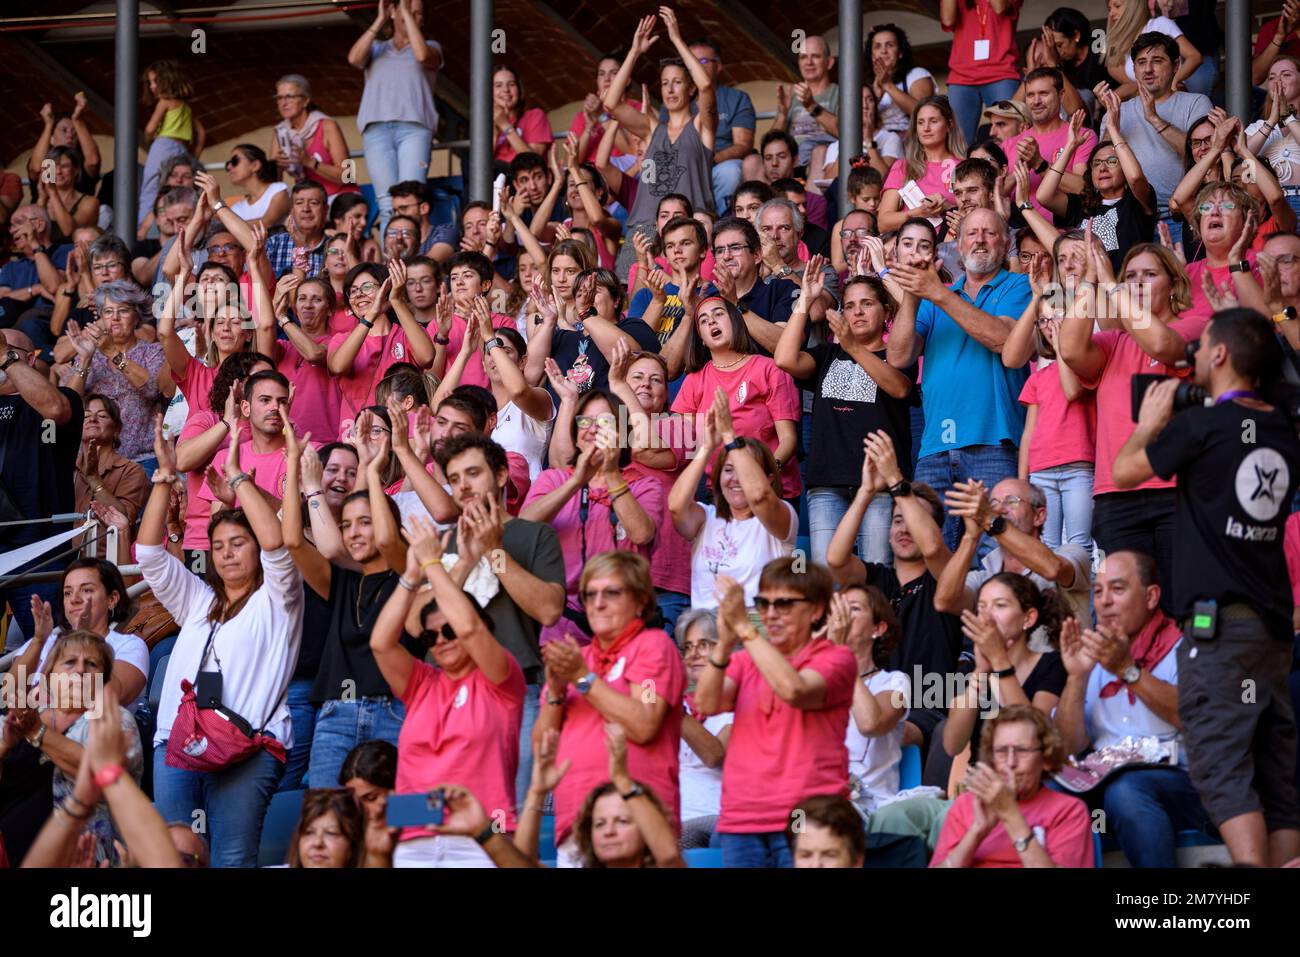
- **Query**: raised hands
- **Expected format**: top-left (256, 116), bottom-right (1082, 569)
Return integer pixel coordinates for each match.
top-left (1058, 616), bottom-right (1095, 678)
top-left (543, 356), bottom-right (579, 403)
top-left (629, 13), bottom-right (660, 59)
top-left (864, 429), bottom-right (903, 486)
top-left (386, 258), bottom-right (408, 304)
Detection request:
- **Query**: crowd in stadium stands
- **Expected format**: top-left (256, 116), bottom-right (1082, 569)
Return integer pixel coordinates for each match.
top-left (4, 0), bottom-right (1300, 871)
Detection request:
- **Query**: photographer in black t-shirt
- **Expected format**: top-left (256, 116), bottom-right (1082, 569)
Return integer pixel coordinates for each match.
top-left (1113, 307), bottom-right (1300, 868)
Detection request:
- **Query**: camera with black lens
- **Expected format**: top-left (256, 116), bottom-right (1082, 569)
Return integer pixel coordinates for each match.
top-left (1129, 373), bottom-right (1210, 422)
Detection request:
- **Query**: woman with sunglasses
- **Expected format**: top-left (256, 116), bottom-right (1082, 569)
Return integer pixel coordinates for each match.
top-left (670, 295), bottom-right (802, 508)
top-left (521, 388), bottom-right (660, 642)
top-left (225, 144), bottom-right (289, 230)
top-left (367, 515), bottom-right (526, 867)
top-left (327, 259), bottom-right (435, 436)
top-left (1031, 87), bottom-right (1156, 274)
top-left (670, 387), bottom-right (796, 610)
top-left (329, 194), bottom-right (384, 271)
top-left (942, 573), bottom-right (1068, 762)
top-left (675, 609), bottom-right (732, 849)
top-left (281, 421), bottom-right (410, 790)
top-left (533, 550), bottom-right (686, 867)
top-left (694, 557), bottom-right (857, 868)
top-left (932, 704), bottom-right (1092, 867)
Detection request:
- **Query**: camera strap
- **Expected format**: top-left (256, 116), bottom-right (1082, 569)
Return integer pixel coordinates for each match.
top-left (1215, 389), bottom-right (1260, 404)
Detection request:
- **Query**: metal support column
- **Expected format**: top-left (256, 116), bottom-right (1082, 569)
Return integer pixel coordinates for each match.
top-left (469, 0), bottom-right (494, 203)
top-left (1224, 0), bottom-right (1251, 128)
top-left (113, 0), bottom-right (139, 244)
top-left (837, 0), bottom-right (863, 212)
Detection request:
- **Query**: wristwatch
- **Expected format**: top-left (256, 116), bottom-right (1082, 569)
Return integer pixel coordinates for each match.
top-left (774, 265), bottom-right (794, 279)
top-left (810, 104), bottom-right (825, 118)
top-left (620, 784), bottom-right (646, 801)
top-left (29, 724), bottom-right (48, 750)
top-left (212, 199), bottom-right (227, 213)
top-left (1228, 260), bottom-right (1251, 274)
top-left (358, 317), bottom-right (374, 329)
top-left (1120, 664), bottom-right (1142, 685)
top-left (111, 352), bottom-right (129, 372)
top-left (1012, 832), bottom-right (1035, 853)
top-left (433, 334), bottom-right (451, 345)
top-left (1017, 201), bottom-right (1035, 211)
top-left (1035, 158), bottom-right (1049, 174)
top-left (0, 349), bottom-right (22, 373)
top-left (986, 516), bottom-right (1008, 536)
top-left (887, 479), bottom-right (912, 498)
top-left (724, 437), bottom-right (746, 452)
top-left (483, 336), bottom-right (506, 353)
top-left (575, 671), bottom-right (598, 695)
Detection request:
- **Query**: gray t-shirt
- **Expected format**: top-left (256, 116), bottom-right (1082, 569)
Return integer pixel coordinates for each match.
top-left (356, 38), bottom-right (443, 132)
top-left (626, 119), bottom-right (714, 227)
top-left (1118, 91), bottom-right (1212, 217)
top-left (788, 84), bottom-right (840, 165)
top-left (445, 517), bottom-right (565, 675)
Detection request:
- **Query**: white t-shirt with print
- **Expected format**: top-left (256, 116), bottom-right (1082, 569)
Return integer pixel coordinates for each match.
top-left (689, 501), bottom-right (798, 610)
top-left (846, 668), bottom-right (911, 812)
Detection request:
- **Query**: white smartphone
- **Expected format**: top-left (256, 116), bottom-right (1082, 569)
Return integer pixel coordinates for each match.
top-left (492, 173), bottom-right (506, 212)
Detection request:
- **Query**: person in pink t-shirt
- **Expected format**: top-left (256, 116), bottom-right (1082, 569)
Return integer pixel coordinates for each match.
top-left (370, 515), bottom-right (526, 869)
top-left (267, 275), bottom-right (341, 445)
top-left (1059, 241), bottom-right (1208, 604)
top-left (932, 704), bottom-right (1093, 867)
top-left (694, 558), bottom-right (857, 868)
top-left (534, 551), bottom-right (686, 866)
top-left (670, 296), bottom-right (802, 500)
top-left (327, 260), bottom-right (434, 438)
top-left (174, 353), bottom-right (274, 551)
top-left (520, 389), bottom-right (662, 639)
top-left (1000, 69), bottom-right (1098, 225)
top-left (492, 65), bottom-right (553, 164)
top-left (433, 251), bottom-right (521, 390)
top-left (878, 95), bottom-right (965, 233)
top-left (1182, 182), bottom-right (1269, 318)
top-left (196, 370), bottom-right (294, 517)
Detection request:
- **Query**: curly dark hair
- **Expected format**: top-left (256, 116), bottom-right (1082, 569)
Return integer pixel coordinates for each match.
top-left (208, 351), bottom-right (275, 414)
top-left (866, 23), bottom-right (917, 88)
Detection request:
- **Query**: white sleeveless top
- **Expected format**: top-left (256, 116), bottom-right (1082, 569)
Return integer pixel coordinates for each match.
top-left (491, 398), bottom-right (553, 480)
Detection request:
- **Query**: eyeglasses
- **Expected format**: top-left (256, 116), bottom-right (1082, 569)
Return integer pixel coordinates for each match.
top-left (225, 156), bottom-right (243, 169)
top-left (365, 426), bottom-right (391, 437)
top-left (387, 229), bottom-right (416, 238)
top-left (1197, 201), bottom-right (1238, 215)
top-left (208, 243), bottom-right (240, 255)
top-left (406, 277), bottom-right (437, 288)
top-left (696, 56), bottom-right (718, 65)
top-left (1016, 251), bottom-right (1039, 263)
top-left (273, 94), bottom-right (306, 102)
top-left (991, 745), bottom-right (1043, 759)
top-left (90, 260), bottom-right (120, 273)
top-left (581, 586), bottom-right (626, 604)
top-left (840, 228), bottom-right (874, 239)
top-left (326, 247), bottom-right (345, 257)
top-left (1089, 156), bottom-right (1120, 168)
top-left (989, 495), bottom-right (1026, 510)
top-left (576, 414), bottom-right (616, 430)
top-left (754, 596), bottom-right (810, 615)
top-left (1190, 135), bottom-right (1215, 150)
top-left (682, 639), bottom-right (717, 655)
top-left (350, 281), bottom-right (380, 296)
top-left (419, 623), bottom-right (458, 646)
top-left (713, 242), bottom-right (751, 257)
top-left (1273, 253), bottom-right (1300, 266)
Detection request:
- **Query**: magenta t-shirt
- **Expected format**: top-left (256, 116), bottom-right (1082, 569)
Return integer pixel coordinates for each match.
top-left (396, 655), bottom-right (526, 838)
top-left (931, 787), bottom-right (1093, 868)
top-left (275, 338), bottom-right (342, 443)
top-left (884, 158), bottom-right (958, 207)
top-left (494, 107), bottom-right (553, 163)
top-left (521, 468), bottom-right (664, 610)
top-left (711, 639), bottom-right (856, 833)
top-left (1083, 314), bottom-right (1209, 495)
top-left (1018, 362), bottom-right (1096, 473)
top-left (628, 414), bottom-right (693, 596)
top-left (174, 357), bottom-right (218, 419)
top-left (178, 410), bottom-right (229, 550)
top-left (671, 356), bottom-right (802, 498)
top-left (446, 310), bottom-right (518, 389)
top-left (328, 326), bottom-right (421, 434)
top-left (1002, 124), bottom-right (1098, 223)
top-left (551, 627), bottom-right (686, 845)
top-left (943, 0), bottom-right (1022, 86)
top-left (197, 440), bottom-right (291, 512)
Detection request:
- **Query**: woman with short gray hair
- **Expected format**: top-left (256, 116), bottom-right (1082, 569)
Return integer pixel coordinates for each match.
top-left (675, 607), bottom-right (732, 849)
top-left (61, 280), bottom-right (166, 467)
top-left (268, 73), bottom-right (360, 200)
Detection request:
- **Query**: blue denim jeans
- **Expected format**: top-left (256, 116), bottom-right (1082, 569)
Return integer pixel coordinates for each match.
top-left (307, 695), bottom-right (405, 790)
top-left (656, 590), bottom-right (692, 641)
top-left (1, 576), bottom-right (59, 653)
top-left (1183, 54), bottom-right (1219, 100)
top-left (277, 677), bottom-right (316, 792)
top-left (362, 120), bottom-right (433, 234)
top-left (1102, 767), bottom-right (1214, 868)
top-left (807, 487), bottom-right (893, 567)
top-left (719, 831), bottom-right (794, 868)
top-left (712, 158), bottom-right (744, 215)
top-left (1030, 463), bottom-right (1095, 550)
top-left (914, 444), bottom-right (1019, 555)
top-left (946, 78), bottom-right (1022, 148)
top-left (152, 746), bottom-right (283, 868)
top-left (515, 682), bottom-right (540, 806)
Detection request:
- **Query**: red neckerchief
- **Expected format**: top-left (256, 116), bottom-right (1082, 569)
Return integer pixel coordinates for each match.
top-left (589, 617), bottom-right (643, 678)
top-left (1099, 612), bottom-right (1181, 704)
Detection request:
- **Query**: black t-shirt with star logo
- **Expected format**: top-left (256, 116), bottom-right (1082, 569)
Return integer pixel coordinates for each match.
top-left (1147, 401), bottom-right (1300, 638)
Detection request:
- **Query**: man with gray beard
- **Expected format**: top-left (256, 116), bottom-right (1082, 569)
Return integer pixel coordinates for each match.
top-left (886, 208), bottom-right (1032, 555)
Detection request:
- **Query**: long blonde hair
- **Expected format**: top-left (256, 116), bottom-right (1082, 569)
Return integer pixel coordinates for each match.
top-left (903, 95), bottom-right (967, 183)
top-left (1105, 0), bottom-right (1150, 68)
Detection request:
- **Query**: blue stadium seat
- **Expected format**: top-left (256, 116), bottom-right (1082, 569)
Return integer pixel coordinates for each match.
top-left (899, 745), bottom-right (922, 790)
top-left (427, 175), bottom-right (464, 226)
top-left (684, 847), bottom-right (725, 868)
top-left (359, 183), bottom-right (379, 230)
top-left (1093, 830), bottom-right (1103, 868)
top-left (1176, 829), bottom-right (1219, 848)
top-left (258, 789), bottom-right (306, 867)
top-left (538, 813), bottom-right (557, 865)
